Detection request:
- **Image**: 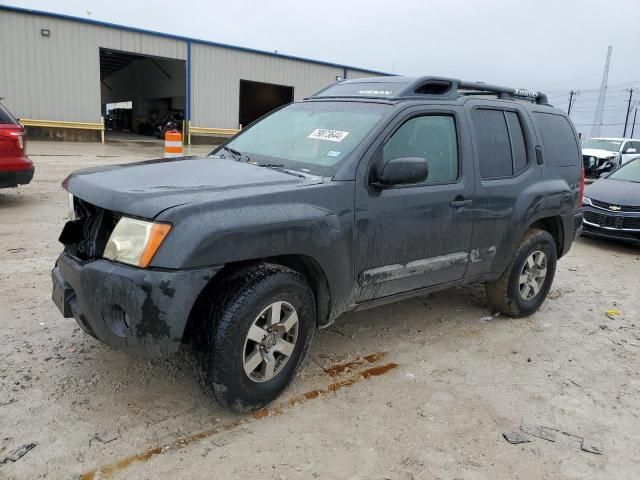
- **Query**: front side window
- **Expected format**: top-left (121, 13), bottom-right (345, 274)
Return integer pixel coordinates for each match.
top-left (382, 115), bottom-right (459, 184)
top-left (219, 101), bottom-right (390, 176)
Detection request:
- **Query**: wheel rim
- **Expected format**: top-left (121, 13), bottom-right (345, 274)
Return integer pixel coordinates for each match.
top-left (242, 301), bottom-right (299, 383)
top-left (519, 250), bottom-right (548, 301)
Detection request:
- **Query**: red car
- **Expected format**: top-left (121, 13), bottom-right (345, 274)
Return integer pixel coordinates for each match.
top-left (0, 100), bottom-right (34, 188)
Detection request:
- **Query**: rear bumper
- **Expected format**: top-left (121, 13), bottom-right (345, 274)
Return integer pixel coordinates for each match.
top-left (52, 252), bottom-right (223, 358)
top-left (0, 167), bottom-right (34, 188)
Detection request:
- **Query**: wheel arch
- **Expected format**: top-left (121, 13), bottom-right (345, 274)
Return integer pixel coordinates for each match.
top-left (528, 215), bottom-right (565, 257)
top-left (182, 255), bottom-right (332, 345)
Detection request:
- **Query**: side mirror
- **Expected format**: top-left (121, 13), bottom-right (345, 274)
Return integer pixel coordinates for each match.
top-left (624, 147), bottom-right (637, 154)
top-left (374, 157), bottom-right (428, 187)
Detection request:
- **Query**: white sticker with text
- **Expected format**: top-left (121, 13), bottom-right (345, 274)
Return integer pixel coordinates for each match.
top-left (307, 129), bottom-right (350, 142)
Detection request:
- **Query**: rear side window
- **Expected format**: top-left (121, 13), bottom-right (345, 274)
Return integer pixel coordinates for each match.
top-left (472, 109), bottom-right (528, 179)
top-left (532, 112), bottom-right (579, 166)
top-left (0, 103), bottom-right (18, 124)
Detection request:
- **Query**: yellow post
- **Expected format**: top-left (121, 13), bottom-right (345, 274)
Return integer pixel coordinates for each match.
top-left (188, 120), bottom-right (192, 145)
top-left (100, 116), bottom-right (105, 144)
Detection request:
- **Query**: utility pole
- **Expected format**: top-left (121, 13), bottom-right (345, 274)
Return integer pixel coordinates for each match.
top-left (567, 90), bottom-right (574, 115)
top-left (567, 90), bottom-right (580, 116)
top-left (623, 88), bottom-right (634, 137)
top-left (591, 46), bottom-right (612, 138)
top-left (632, 107), bottom-right (638, 138)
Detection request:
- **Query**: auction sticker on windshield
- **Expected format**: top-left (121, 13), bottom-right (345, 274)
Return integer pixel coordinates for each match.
top-left (307, 129), bottom-right (350, 142)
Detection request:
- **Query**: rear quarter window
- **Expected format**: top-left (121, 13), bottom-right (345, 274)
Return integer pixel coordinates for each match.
top-left (533, 112), bottom-right (579, 166)
top-left (0, 103), bottom-right (18, 124)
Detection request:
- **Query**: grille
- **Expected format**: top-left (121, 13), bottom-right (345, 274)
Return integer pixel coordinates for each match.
top-left (591, 199), bottom-right (640, 212)
top-left (584, 211), bottom-right (640, 230)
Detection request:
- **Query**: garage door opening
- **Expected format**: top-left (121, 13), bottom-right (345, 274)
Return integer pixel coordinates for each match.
top-left (239, 80), bottom-right (294, 128)
top-left (99, 48), bottom-right (185, 141)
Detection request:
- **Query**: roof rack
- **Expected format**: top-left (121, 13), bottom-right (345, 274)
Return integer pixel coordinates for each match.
top-left (311, 76), bottom-right (549, 105)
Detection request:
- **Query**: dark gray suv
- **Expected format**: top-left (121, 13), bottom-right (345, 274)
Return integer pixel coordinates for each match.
top-left (52, 76), bottom-right (584, 410)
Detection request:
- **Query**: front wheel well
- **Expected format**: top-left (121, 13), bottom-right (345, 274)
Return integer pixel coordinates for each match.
top-left (528, 216), bottom-right (564, 257)
top-left (182, 255), bottom-right (331, 345)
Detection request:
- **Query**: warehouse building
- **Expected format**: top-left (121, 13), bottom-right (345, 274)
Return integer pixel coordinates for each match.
top-left (0, 5), bottom-right (386, 143)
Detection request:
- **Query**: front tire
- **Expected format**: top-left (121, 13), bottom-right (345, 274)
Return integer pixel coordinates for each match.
top-left (192, 264), bottom-right (315, 411)
top-left (485, 229), bottom-right (557, 317)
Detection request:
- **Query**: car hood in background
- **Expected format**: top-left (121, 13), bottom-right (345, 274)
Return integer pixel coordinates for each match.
top-left (582, 148), bottom-right (617, 159)
top-left (586, 178), bottom-right (640, 207)
top-left (64, 156), bottom-right (320, 218)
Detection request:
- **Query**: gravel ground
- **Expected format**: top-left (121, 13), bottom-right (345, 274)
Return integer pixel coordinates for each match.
top-left (1, 139), bottom-right (639, 479)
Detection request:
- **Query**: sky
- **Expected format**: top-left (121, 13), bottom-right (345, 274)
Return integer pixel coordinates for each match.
top-left (4, 0), bottom-right (640, 137)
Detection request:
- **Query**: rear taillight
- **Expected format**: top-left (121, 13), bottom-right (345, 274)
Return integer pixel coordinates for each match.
top-left (0, 126), bottom-right (25, 151)
top-left (577, 167), bottom-right (585, 208)
top-left (15, 133), bottom-right (24, 150)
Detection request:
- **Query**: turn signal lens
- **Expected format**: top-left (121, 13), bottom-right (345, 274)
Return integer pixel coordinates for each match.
top-left (139, 223), bottom-right (172, 268)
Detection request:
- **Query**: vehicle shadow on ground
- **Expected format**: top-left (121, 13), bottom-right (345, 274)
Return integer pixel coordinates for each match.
top-left (57, 282), bottom-right (494, 422)
top-left (0, 190), bottom-right (41, 209)
top-left (577, 235), bottom-right (639, 255)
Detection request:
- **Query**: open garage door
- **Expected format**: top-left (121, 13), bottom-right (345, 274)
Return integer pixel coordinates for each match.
top-left (99, 48), bottom-right (185, 140)
top-left (239, 80), bottom-right (294, 128)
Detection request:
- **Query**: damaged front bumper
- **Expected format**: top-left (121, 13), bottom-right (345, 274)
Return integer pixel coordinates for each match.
top-left (52, 252), bottom-right (222, 358)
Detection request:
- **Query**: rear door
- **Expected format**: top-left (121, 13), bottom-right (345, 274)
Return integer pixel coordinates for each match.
top-left (354, 105), bottom-right (475, 302)
top-left (464, 101), bottom-right (541, 278)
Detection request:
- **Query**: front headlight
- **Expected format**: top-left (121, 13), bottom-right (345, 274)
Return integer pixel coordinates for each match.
top-left (103, 217), bottom-right (172, 268)
top-left (582, 195), bottom-right (592, 206)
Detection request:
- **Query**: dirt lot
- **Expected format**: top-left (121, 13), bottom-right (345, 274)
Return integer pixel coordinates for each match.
top-left (1, 139), bottom-right (639, 479)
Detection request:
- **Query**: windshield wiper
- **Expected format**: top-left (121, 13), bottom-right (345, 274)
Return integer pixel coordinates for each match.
top-left (255, 163), bottom-right (306, 178)
top-left (256, 163), bottom-right (285, 168)
top-left (217, 146), bottom-right (251, 163)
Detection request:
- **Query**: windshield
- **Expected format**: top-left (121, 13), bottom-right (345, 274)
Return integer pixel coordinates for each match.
top-left (608, 158), bottom-right (640, 183)
top-left (582, 139), bottom-right (622, 152)
top-left (213, 101), bottom-right (390, 175)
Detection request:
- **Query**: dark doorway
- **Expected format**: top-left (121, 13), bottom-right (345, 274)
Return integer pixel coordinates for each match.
top-left (99, 48), bottom-right (185, 139)
top-left (239, 80), bottom-right (294, 128)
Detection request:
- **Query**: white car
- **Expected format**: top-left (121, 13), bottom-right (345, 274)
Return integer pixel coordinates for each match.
top-left (582, 137), bottom-right (640, 165)
top-left (582, 137), bottom-right (640, 181)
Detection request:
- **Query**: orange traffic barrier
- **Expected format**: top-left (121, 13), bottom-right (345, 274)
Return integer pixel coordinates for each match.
top-left (164, 130), bottom-right (183, 158)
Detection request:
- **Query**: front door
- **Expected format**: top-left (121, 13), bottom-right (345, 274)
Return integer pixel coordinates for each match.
top-left (354, 106), bottom-right (475, 302)
top-left (621, 141), bottom-right (640, 164)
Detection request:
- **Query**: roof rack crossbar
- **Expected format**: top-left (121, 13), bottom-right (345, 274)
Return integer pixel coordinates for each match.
top-left (309, 76), bottom-right (549, 105)
top-left (457, 80), bottom-right (548, 104)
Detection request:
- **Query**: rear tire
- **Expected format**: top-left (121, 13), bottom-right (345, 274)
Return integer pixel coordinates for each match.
top-left (485, 229), bottom-right (557, 317)
top-left (192, 263), bottom-right (315, 411)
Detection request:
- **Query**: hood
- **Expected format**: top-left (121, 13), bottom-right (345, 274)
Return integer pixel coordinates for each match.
top-left (64, 156), bottom-right (320, 218)
top-left (582, 148), bottom-right (618, 159)
top-left (586, 178), bottom-right (640, 207)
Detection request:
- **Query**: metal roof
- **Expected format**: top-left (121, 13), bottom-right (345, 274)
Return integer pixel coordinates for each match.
top-left (0, 4), bottom-right (390, 75)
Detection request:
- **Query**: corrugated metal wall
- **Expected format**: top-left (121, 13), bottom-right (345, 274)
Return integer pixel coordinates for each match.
top-left (0, 10), bottom-right (186, 122)
top-left (0, 8), bottom-right (383, 128)
top-left (191, 44), bottom-right (344, 128)
top-left (346, 68), bottom-right (383, 80)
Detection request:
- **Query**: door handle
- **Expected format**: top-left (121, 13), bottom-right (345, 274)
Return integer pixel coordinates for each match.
top-left (450, 199), bottom-right (472, 208)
